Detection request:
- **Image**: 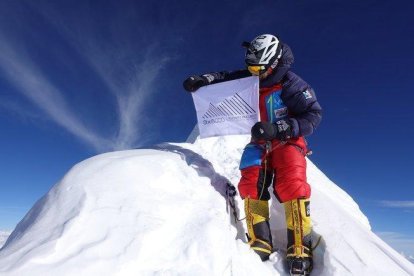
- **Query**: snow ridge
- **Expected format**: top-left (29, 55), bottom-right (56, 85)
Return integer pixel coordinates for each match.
top-left (401, 252), bottom-right (414, 264)
top-left (0, 135), bottom-right (413, 275)
top-left (0, 231), bottom-right (11, 249)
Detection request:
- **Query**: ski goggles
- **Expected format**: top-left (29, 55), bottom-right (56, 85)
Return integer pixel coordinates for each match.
top-left (247, 65), bottom-right (266, 76)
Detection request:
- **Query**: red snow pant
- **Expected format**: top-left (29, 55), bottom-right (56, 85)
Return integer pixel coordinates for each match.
top-left (238, 137), bottom-right (311, 203)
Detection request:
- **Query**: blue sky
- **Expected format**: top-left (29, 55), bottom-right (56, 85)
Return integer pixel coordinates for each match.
top-left (0, 0), bottom-right (413, 256)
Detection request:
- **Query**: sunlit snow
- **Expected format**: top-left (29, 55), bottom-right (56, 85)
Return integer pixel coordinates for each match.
top-left (0, 231), bottom-right (11, 249)
top-left (0, 135), bottom-right (413, 275)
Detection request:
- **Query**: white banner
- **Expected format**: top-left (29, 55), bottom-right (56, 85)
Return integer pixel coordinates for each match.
top-left (192, 76), bottom-right (259, 138)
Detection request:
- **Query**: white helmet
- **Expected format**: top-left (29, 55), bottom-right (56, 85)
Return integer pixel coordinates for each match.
top-left (244, 34), bottom-right (282, 67)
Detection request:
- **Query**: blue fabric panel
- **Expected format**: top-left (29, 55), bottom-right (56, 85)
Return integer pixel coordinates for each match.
top-left (264, 90), bottom-right (288, 123)
top-left (239, 143), bottom-right (265, 170)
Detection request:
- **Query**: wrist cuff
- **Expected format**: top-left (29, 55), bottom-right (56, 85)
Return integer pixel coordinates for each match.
top-left (288, 118), bottom-right (299, 137)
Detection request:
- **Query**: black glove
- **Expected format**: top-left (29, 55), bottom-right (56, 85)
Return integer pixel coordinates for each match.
top-left (251, 120), bottom-right (293, 141)
top-left (183, 75), bottom-right (209, 92)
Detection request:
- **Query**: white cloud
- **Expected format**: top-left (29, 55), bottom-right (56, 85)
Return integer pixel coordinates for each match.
top-left (0, 36), bottom-right (112, 152)
top-left (0, 4), bottom-right (173, 152)
top-left (80, 46), bottom-right (171, 149)
top-left (376, 231), bottom-right (414, 258)
top-left (0, 98), bottom-right (42, 121)
top-left (378, 200), bottom-right (414, 208)
top-left (70, 39), bottom-right (172, 150)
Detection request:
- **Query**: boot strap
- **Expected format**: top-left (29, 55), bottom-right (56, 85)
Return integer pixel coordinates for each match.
top-left (248, 238), bottom-right (272, 250)
top-left (250, 238), bottom-right (272, 255)
top-left (287, 245), bottom-right (312, 258)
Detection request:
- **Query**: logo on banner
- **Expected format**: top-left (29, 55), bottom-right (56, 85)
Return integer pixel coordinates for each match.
top-left (201, 93), bottom-right (257, 125)
top-left (192, 76), bottom-right (259, 138)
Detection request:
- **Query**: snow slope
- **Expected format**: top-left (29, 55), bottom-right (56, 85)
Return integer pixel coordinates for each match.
top-left (401, 253), bottom-right (414, 264)
top-left (0, 135), bottom-right (413, 275)
top-left (0, 231), bottom-right (11, 249)
top-left (403, 254), bottom-right (414, 264)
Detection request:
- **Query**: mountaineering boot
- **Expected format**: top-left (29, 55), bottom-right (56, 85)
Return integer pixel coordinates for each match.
top-left (244, 198), bottom-right (273, 261)
top-left (284, 198), bottom-right (313, 276)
